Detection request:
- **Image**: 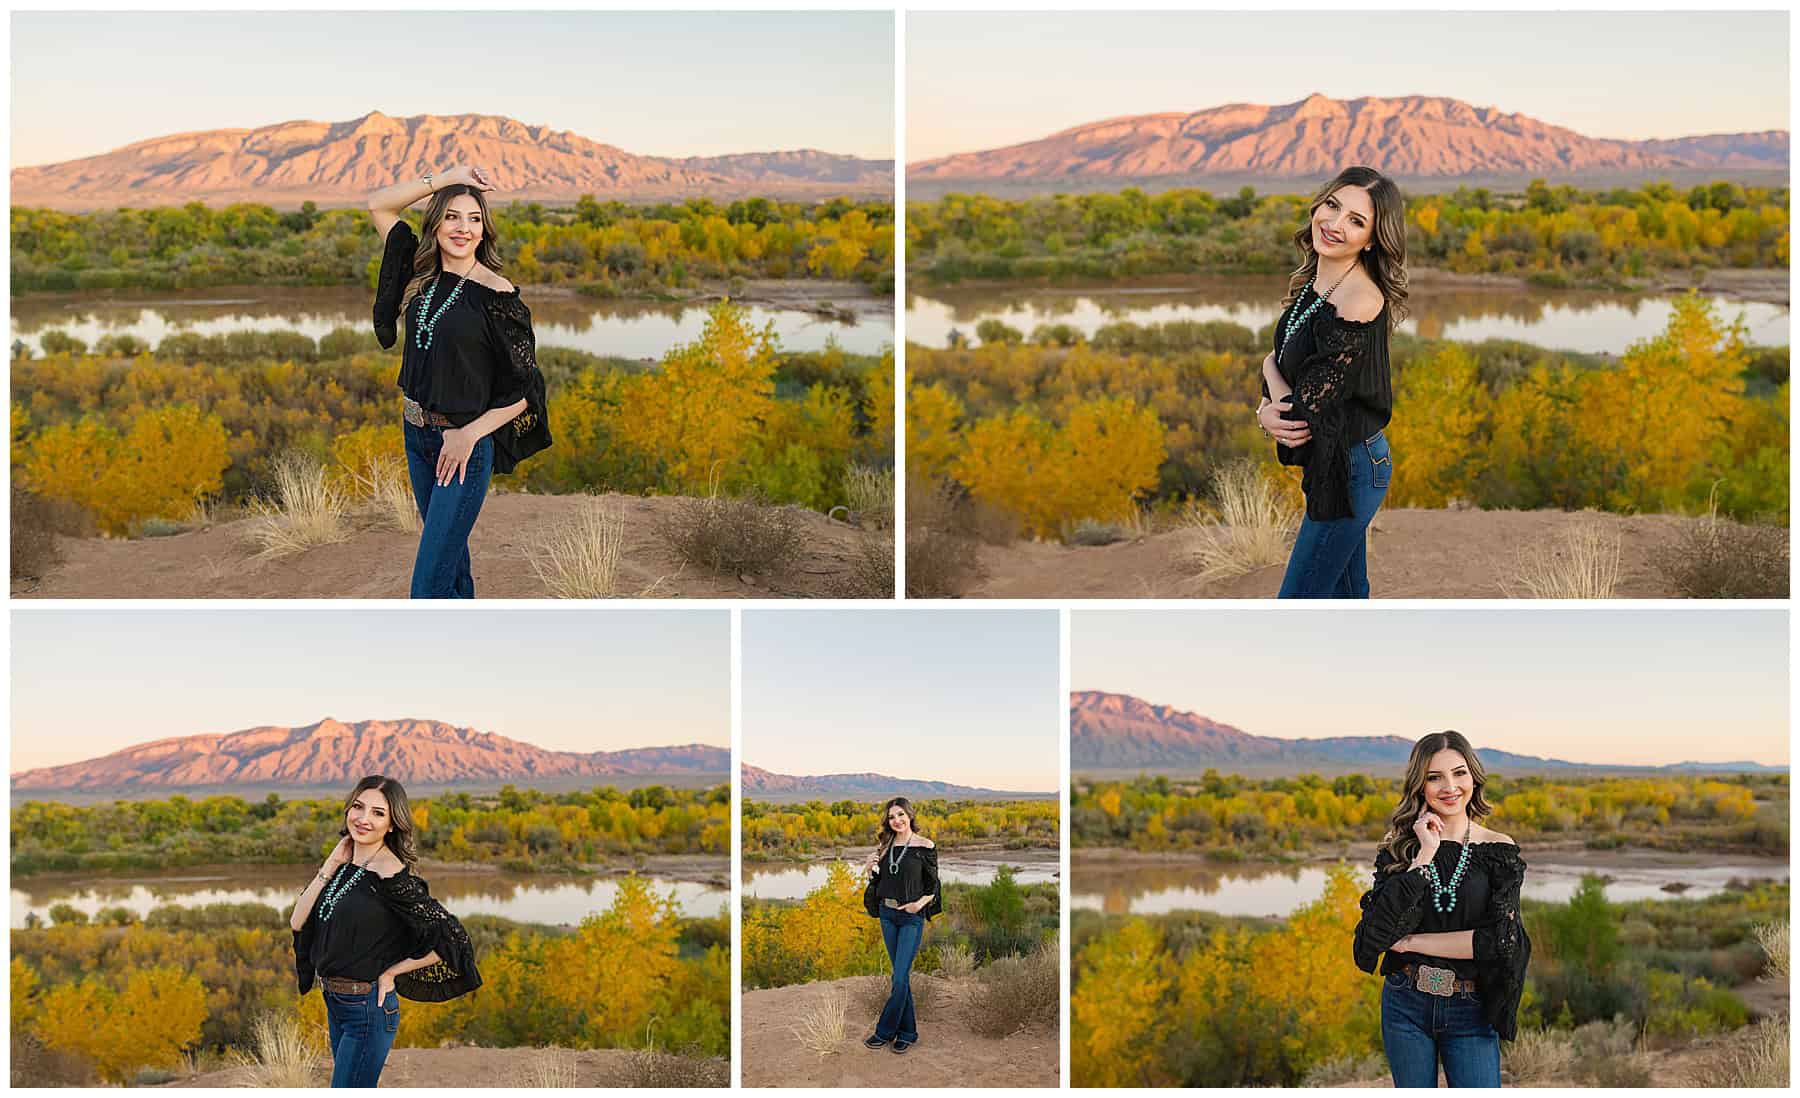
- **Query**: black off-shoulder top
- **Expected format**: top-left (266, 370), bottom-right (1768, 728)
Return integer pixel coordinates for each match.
top-left (871, 841), bottom-right (943, 920)
top-left (1264, 288), bottom-right (1393, 521)
top-left (1352, 841), bottom-right (1531, 1040)
top-left (293, 865), bottom-right (482, 1003)
top-left (372, 220), bottom-right (551, 475)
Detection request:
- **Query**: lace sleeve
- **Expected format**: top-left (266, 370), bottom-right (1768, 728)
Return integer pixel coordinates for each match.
top-left (920, 848), bottom-right (944, 921)
top-left (372, 221), bottom-right (417, 350)
top-left (1291, 316), bottom-right (1373, 421)
top-left (377, 871), bottom-right (483, 1003)
top-left (1352, 849), bottom-right (1429, 973)
top-left (484, 292), bottom-right (538, 402)
top-left (1471, 845), bottom-right (1531, 1039)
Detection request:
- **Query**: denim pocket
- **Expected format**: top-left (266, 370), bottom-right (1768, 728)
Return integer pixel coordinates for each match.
top-left (383, 991), bottom-right (399, 1033)
top-left (1383, 969), bottom-right (1410, 990)
top-left (1367, 439), bottom-right (1392, 490)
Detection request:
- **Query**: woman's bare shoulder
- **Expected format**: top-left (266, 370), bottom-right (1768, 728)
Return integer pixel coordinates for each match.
top-left (1332, 277), bottom-right (1385, 323)
top-left (919, 836), bottom-right (936, 849)
top-left (473, 268), bottom-right (515, 294)
top-left (369, 848), bottom-right (408, 878)
top-left (1472, 822), bottom-right (1516, 846)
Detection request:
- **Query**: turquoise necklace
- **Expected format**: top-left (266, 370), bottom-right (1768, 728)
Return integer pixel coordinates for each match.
top-left (413, 268), bottom-right (470, 352)
top-left (1281, 264), bottom-right (1353, 349)
top-left (1423, 822), bottom-right (1473, 914)
top-left (886, 838), bottom-right (910, 875)
top-left (317, 851), bottom-right (377, 923)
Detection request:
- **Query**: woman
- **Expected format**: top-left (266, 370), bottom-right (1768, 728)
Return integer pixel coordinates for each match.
top-left (859, 797), bottom-right (941, 1054)
top-left (1256, 165), bottom-right (1407, 598)
top-left (291, 775), bottom-right (482, 1087)
top-left (1353, 733), bottom-right (1531, 1088)
top-left (368, 165), bottom-right (551, 598)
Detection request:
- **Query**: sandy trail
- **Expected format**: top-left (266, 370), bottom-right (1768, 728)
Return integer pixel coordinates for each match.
top-left (162, 1046), bottom-right (725, 1088)
top-left (742, 975), bottom-right (1058, 1088)
top-left (970, 507), bottom-right (1761, 598)
top-left (15, 492), bottom-right (883, 599)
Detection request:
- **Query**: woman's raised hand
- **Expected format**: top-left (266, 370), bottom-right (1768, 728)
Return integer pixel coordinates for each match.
top-left (323, 835), bottom-right (354, 871)
top-left (442, 165), bottom-right (495, 192)
top-left (861, 851), bottom-right (880, 877)
top-left (1411, 810), bottom-right (1443, 868)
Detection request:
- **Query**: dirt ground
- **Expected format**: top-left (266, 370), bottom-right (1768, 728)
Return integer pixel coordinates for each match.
top-left (968, 507), bottom-right (1746, 598)
top-left (741, 975), bottom-right (1059, 1088)
top-left (13, 492), bottom-right (886, 599)
top-left (1328, 1024), bottom-right (1786, 1088)
top-left (162, 1046), bottom-right (724, 1088)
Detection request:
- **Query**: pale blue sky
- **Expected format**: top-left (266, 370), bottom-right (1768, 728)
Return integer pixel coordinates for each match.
top-left (1073, 609), bottom-right (1789, 767)
top-left (12, 11), bottom-right (895, 167)
top-left (742, 610), bottom-right (1060, 791)
top-left (11, 609), bottom-right (728, 771)
top-left (908, 11), bottom-right (1789, 161)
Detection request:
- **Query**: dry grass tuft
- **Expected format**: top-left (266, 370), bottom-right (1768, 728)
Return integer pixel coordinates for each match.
top-left (517, 1048), bottom-right (580, 1088)
top-left (1756, 920), bottom-right (1790, 980)
top-left (1655, 493), bottom-right (1789, 598)
top-left (1708, 1016), bottom-right (1789, 1088)
top-left (11, 484), bottom-right (80, 581)
top-left (1504, 1027), bottom-right (1575, 1083)
top-left (836, 532), bottom-right (895, 598)
top-left (525, 498), bottom-right (626, 598)
top-left (904, 477), bottom-right (985, 597)
top-left (621, 1048), bottom-right (729, 1088)
top-left (1504, 517), bottom-right (1622, 598)
top-left (243, 451), bottom-right (350, 559)
top-left (1300, 1052), bottom-right (1387, 1087)
top-left (934, 941), bottom-right (977, 983)
top-left (789, 992), bottom-right (848, 1057)
top-left (243, 1011), bottom-right (324, 1088)
top-left (965, 936), bottom-right (1059, 1038)
top-left (844, 464), bottom-right (896, 529)
top-left (347, 454), bottom-right (419, 534)
top-left (655, 490), bottom-right (804, 577)
top-left (1181, 461), bottom-right (1300, 583)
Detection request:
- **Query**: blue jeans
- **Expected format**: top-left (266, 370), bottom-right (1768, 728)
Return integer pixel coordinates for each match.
top-left (325, 985), bottom-right (400, 1088)
top-left (404, 421), bottom-right (493, 599)
top-left (875, 906), bottom-right (925, 1043)
top-left (1380, 971), bottom-right (1502, 1088)
top-left (1278, 432), bottom-right (1391, 598)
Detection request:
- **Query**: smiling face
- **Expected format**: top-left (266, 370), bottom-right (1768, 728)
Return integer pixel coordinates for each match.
top-left (886, 803), bottom-right (914, 839)
top-left (1311, 184), bottom-right (1375, 261)
top-left (435, 194), bottom-right (485, 265)
top-left (346, 788), bottom-right (392, 849)
top-left (1421, 748), bottom-right (1475, 823)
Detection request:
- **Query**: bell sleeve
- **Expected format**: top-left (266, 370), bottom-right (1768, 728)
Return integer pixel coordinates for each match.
top-left (1471, 845), bottom-right (1531, 1040)
top-left (376, 871), bottom-right (483, 1003)
top-left (292, 909), bottom-right (318, 995)
top-left (1352, 848), bottom-right (1429, 973)
top-left (920, 847), bottom-right (944, 921)
top-left (482, 291), bottom-right (552, 475)
top-left (1288, 311), bottom-right (1377, 520)
top-left (373, 221), bottom-right (418, 350)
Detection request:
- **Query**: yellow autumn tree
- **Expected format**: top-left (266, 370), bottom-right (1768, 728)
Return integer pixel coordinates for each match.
top-left (21, 405), bottom-right (229, 535)
top-left (33, 966), bottom-right (207, 1083)
top-left (1386, 344), bottom-right (1486, 507)
top-left (605, 301), bottom-right (778, 493)
top-left (905, 381), bottom-right (965, 482)
top-left (862, 350), bottom-right (896, 464)
top-left (541, 875), bottom-right (683, 1047)
top-left (741, 860), bottom-right (884, 988)
top-left (1071, 917), bottom-right (1171, 1087)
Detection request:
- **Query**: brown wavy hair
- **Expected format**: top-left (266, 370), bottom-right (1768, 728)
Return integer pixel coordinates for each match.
top-left (401, 184), bottom-right (506, 313)
top-left (1284, 165), bottom-right (1409, 328)
top-left (340, 774), bottom-right (419, 869)
top-left (1378, 732), bottom-right (1490, 872)
top-left (876, 796), bottom-right (923, 857)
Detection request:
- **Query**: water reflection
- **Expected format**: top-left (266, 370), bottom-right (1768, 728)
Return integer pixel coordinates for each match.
top-left (12, 288), bottom-right (894, 358)
top-left (1070, 856), bottom-right (1789, 918)
top-left (907, 276), bottom-right (1789, 353)
top-left (743, 854), bottom-right (1060, 901)
top-left (13, 864), bottom-right (727, 927)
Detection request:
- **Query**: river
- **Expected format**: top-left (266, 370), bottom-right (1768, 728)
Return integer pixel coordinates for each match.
top-left (907, 275), bottom-right (1789, 354)
top-left (12, 286), bottom-right (894, 359)
top-left (743, 849), bottom-right (1061, 901)
top-left (13, 863), bottom-right (728, 927)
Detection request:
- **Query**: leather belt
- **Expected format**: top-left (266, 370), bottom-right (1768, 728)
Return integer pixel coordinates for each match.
top-left (321, 975), bottom-right (375, 996)
top-left (402, 397), bottom-right (455, 428)
top-left (1404, 963), bottom-right (1476, 997)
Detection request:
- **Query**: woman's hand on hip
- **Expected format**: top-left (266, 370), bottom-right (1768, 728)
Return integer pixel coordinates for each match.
top-left (1258, 398), bottom-right (1312, 447)
top-left (377, 971), bottom-right (397, 1002)
top-left (436, 427), bottom-right (478, 486)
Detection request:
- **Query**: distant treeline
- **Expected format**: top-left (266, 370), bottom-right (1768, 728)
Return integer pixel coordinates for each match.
top-left (11, 194), bottom-right (895, 296)
top-left (12, 302), bottom-right (894, 535)
top-left (1071, 772), bottom-right (1787, 858)
top-left (908, 180), bottom-right (1788, 286)
top-left (11, 784), bottom-right (729, 875)
top-left (906, 296), bottom-right (1788, 534)
top-left (12, 880), bottom-right (727, 1085)
top-left (741, 798), bottom-right (1059, 860)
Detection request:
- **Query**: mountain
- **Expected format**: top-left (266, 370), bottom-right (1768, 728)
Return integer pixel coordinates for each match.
top-left (1071, 691), bottom-right (1784, 776)
top-left (908, 93), bottom-right (1788, 186)
top-left (10, 718), bottom-right (729, 793)
top-left (11, 111), bottom-right (894, 210)
top-left (741, 764), bottom-right (1054, 802)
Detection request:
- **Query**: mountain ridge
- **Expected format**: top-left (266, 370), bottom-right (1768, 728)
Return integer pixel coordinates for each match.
top-left (10, 717), bottom-right (729, 792)
top-left (741, 763), bottom-right (1054, 801)
top-left (12, 110), bottom-right (894, 210)
top-left (1071, 690), bottom-right (1783, 775)
top-left (908, 93), bottom-right (1788, 185)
